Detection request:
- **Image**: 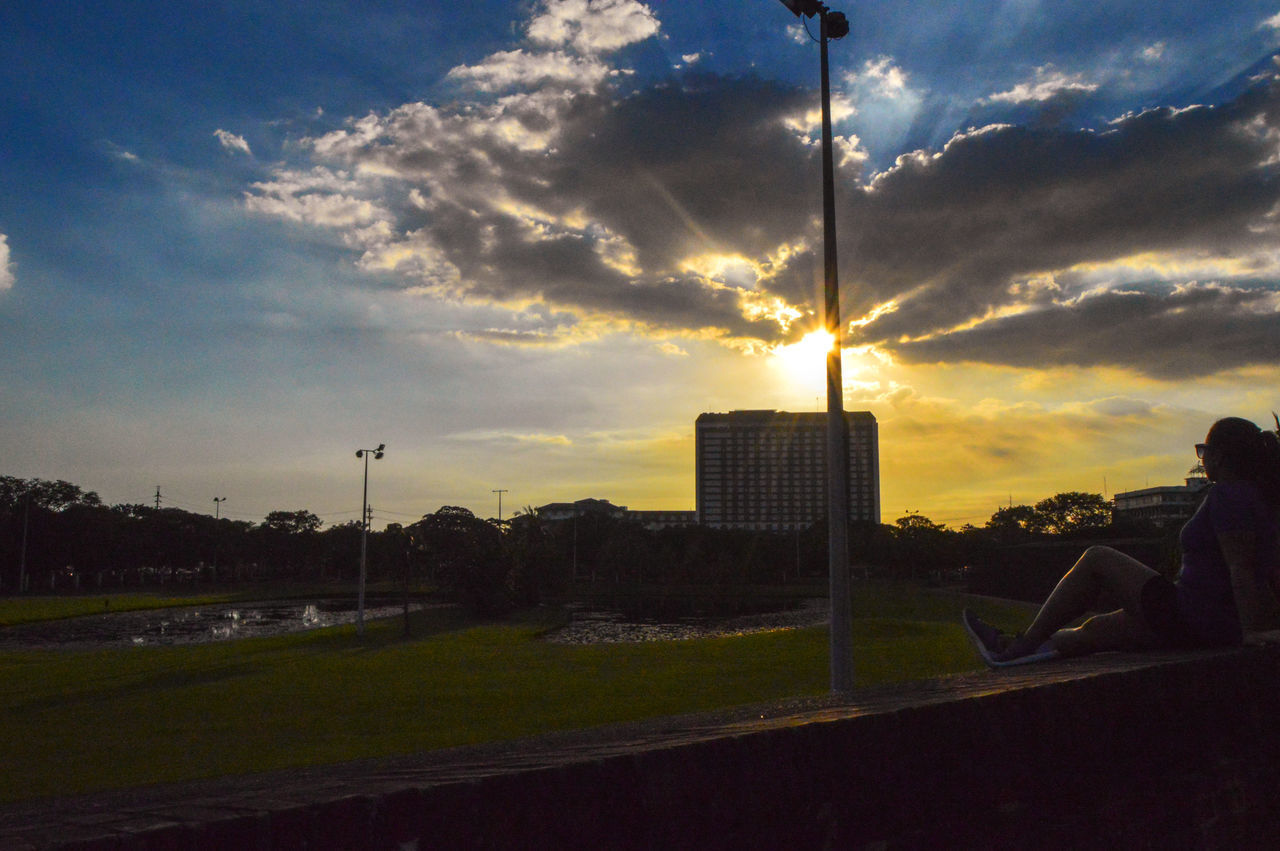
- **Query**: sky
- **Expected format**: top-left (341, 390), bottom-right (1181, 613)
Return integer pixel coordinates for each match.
top-left (4, 0), bottom-right (1280, 530)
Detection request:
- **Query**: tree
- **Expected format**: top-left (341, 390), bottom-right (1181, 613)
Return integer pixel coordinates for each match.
top-left (254, 510), bottom-right (323, 577)
top-left (0, 476), bottom-right (101, 512)
top-left (1031, 492), bottom-right (1111, 535)
top-left (409, 506), bottom-right (511, 615)
top-left (894, 512), bottom-right (946, 533)
top-left (888, 513), bottom-right (957, 581)
top-left (262, 510), bottom-right (321, 535)
top-left (986, 504), bottom-right (1040, 540)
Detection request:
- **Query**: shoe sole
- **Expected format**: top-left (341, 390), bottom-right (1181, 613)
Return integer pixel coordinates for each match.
top-left (962, 609), bottom-right (1060, 669)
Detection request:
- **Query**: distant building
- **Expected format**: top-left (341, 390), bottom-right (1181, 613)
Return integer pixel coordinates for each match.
top-left (535, 499), bottom-right (695, 530)
top-left (535, 498), bottom-right (629, 521)
top-left (695, 409), bottom-right (880, 531)
top-left (1112, 471), bottom-right (1209, 527)
top-left (626, 509), bottom-right (697, 531)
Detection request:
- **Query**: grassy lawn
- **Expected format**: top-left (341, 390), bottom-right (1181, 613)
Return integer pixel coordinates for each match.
top-left (0, 583), bottom-right (1030, 803)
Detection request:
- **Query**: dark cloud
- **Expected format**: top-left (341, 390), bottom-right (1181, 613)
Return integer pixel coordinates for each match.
top-left (292, 73), bottom-right (830, 340)
top-left (892, 284), bottom-right (1280, 378)
top-left (845, 76), bottom-right (1280, 375)
top-left (252, 37), bottom-right (1280, 376)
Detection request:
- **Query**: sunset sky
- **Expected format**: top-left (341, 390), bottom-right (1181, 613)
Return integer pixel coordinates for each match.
top-left (4, 1), bottom-right (1280, 529)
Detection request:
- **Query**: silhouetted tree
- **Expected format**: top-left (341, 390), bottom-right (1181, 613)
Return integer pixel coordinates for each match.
top-left (985, 504), bottom-right (1040, 541)
top-left (1031, 492), bottom-right (1111, 536)
top-left (410, 506), bottom-right (511, 615)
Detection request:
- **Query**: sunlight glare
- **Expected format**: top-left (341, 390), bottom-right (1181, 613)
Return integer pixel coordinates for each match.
top-left (770, 329), bottom-right (837, 393)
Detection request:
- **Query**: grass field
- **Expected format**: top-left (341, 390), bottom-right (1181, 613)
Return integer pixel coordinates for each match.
top-left (0, 584), bottom-right (1031, 803)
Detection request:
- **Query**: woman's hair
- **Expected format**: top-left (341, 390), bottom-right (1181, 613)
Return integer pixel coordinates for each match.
top-left (1205, 415), bottom-right (1280, 505)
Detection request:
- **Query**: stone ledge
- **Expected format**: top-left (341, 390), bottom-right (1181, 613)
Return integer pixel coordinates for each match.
top-left (3, 647), bottom-right (1278, 848)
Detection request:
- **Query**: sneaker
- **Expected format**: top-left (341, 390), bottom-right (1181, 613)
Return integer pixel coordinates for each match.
top-left (962, 609), bottom-right (1012, 666)
top-left (963, 610), bottom-right (1061, 668)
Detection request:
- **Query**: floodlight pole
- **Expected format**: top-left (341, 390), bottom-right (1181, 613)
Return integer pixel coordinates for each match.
top-left (820, 7), bottom-right (855, 695)
top-left (212, 497), bottom-right (226, 580)
top-left (356, 443), bottom-right (386, 636)
top-left (777, 0), bottom-right (854, 692)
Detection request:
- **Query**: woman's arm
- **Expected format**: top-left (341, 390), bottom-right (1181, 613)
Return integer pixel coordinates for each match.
top-left (1219, 530), bottom-right (1280, 633)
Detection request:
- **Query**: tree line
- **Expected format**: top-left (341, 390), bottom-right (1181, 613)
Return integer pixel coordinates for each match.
top-left (1, 475), bottom-right (1175, 614)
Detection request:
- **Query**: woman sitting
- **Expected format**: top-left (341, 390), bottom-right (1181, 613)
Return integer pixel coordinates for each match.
top-left (965, 416), bottom-right (1280, 667)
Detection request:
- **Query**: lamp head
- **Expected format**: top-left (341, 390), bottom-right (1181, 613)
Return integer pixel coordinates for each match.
top-left (376, 443), bottom-right (385, 452)
top-left (374, 450), bottom-right (384, 460)
top-left (778, 0), bottom-right (822, 17)
top-left (356, 449), bottom-right (365, 458)
top-left (826, 10), bottom-right (850, 38)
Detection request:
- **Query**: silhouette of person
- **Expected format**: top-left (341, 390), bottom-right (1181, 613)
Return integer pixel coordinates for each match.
top-left (966, 416), bottom-right (1280, 666)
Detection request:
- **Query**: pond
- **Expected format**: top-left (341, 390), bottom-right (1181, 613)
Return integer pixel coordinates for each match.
top-left (0, 599), bottom-right (433, 650)
top-left (543, 598), bottom-right (830, 644)
top-left (0, 598), bottom-right (832, 650)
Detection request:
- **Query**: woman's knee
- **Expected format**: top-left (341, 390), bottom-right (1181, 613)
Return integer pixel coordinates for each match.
top-left (1079, 545), bottom-right (1121, 564)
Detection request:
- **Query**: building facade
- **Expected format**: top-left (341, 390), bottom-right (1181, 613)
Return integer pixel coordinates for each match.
top-left (535, 498), bottom-right (629, 522)
top-left (1112, 472), bottom-right (1209, 527)
top-left (535, 499), bottom-right (696, 531)
top-left (695, 409), bottom-right (880, 531)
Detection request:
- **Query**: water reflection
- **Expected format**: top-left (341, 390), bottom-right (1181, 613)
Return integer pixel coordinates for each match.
top-left (544, 598), bottom-right (829, 644)
top-left (0, 599), bottom-right (426, 650)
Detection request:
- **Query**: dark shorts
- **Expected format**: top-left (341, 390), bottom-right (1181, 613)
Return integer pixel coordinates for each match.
top-left (1138, 575), bottom-right (1199, 648)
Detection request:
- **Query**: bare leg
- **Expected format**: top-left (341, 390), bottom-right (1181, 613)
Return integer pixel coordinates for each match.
top-left (1019, 546), bottom-right (1161, 655)
top-left (1050, 609), bottom-right (1163, 656)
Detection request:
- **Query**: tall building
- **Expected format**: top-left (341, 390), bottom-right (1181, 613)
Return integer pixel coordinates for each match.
top-left (695, 410), bottom-right (880, 531)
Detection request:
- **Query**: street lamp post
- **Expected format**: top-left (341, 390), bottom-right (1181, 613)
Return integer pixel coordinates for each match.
top-left (355, 443), bottom-right (386, 636)
top-left (775, 0), bottom-right (855, 693)
top-left (17, 494), bottom-right (30, 594)
top-left (212, 497), bottom-right (226, 581)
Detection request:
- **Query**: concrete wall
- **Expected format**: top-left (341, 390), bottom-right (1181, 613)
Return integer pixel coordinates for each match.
top-left (11, 648), bottom-right (1280, 849)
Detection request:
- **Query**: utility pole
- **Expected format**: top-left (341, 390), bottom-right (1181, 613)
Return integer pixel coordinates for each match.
top-left (492, 489), bottom-right (508, 522)
top-left (154, 486), bottom-right (162, 510)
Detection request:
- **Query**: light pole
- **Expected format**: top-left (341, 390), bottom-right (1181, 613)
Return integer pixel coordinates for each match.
top-left (212, 497), bottom-right (226, 581)
top-left (17, 493), bottom-right (30, 594)
top-left (355, 443), bottom-right (386, 636)
top-left (492, 489), bottom-right (508, 522)
top-left (775, 0), bottom-right (854, 693)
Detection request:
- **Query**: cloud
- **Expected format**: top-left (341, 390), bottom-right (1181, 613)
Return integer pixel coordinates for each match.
top-left (246, 11), bottom-right (826, 343)
top-left (214, 129), bottom-right (252, 156)
top-left (847, 77), bottom-right (1280, 377)
top-left (841, 56), bottom-right (925, 157)
top-left (446, 49), bottom-right (612, 93)
top-left (526, 0), bottom-right (659, 54)
top-left (891, 284), bottom-right (1280, 378)
top-left (852, 57), bottom-right (911, 99)
top-left (240, 0), bottom-right (1280, 382)
top-left (1140, 42), bottom-right (1167, 62)
top-left (983, 65), bottom-right (1099, 104)
top-left (0, 234), bottom-right (13, 291)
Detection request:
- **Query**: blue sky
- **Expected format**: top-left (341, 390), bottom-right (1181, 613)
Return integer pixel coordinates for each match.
top-left (4, 0), bottom-right (1280, 528)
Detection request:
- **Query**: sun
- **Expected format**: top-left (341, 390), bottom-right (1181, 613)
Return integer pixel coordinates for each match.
top-left (769, 329), bottom-right (837, 392)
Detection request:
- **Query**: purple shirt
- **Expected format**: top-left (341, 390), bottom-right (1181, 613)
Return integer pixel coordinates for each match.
top-left (1177, 480), bottom-right (1278, 646)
